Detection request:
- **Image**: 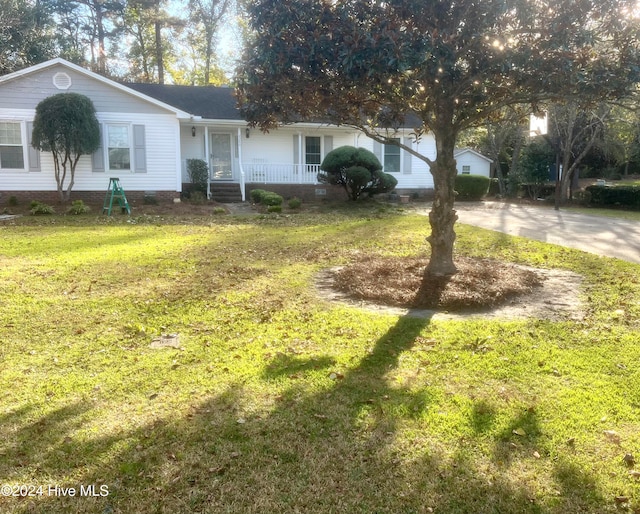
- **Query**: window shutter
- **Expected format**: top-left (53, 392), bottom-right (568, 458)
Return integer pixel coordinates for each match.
top-left (133, 124), bottom-right (146, 173)
top-left (26, 122), bottom-right (40, 172)
top-left (293, 134), bottom-right (300, 166)
top-left (92, 124), bottom-right (104, 172)
top-left (373, 140), bottom-right (382, 162)
top-left (402, 137), bottom-right (412, 175)
top-left (323, 135), bottom-right (333, 156)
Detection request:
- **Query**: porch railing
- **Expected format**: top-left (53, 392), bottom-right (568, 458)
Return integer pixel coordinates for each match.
top-left (243, 162), bottom-right (321, 184)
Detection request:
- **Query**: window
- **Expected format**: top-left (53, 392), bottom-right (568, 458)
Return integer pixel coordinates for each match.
top-left (107, 124), bottom-right (131, 170)
top-left (462, 165), bottom-right (471, 174)
top-left (384, 138), bottom-right (401, 173)
top-left (305, 136), bottom-right (321, 166)
top-left (0, 122), bottom-right (25, 169)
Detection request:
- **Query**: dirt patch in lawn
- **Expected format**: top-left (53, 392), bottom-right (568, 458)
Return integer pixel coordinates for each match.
top-left (316, 256), bottom-right (584, 321)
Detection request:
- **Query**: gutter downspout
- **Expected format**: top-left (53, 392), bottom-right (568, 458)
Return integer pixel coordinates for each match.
top-left (238, 127), bottom-right (246, 201)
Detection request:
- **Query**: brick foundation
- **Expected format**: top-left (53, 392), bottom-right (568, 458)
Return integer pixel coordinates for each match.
top-left (0, 190), bottom-right (180, 207)
top-left (243, 184), bottom-right (435, 203)
top-left (244, 183), bottom-right (348, 202)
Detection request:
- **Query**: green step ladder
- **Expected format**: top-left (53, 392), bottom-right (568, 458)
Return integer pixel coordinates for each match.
top-left (102, 177), bottom-right (131, 215)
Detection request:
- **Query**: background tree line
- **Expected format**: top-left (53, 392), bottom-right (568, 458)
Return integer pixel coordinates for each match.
top-left (460, 100), bottom-right (640, 202)
top-left (0, 0), bottom-right (243, 84)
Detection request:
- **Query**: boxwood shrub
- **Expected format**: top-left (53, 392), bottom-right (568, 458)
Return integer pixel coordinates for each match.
top-left (586, 184), bottom-right (640, 209)
top-left (455, 174), bottom-right (491, 201)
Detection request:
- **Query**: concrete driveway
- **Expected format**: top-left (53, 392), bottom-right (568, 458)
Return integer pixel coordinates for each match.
top-left (453, 202), bottom-right (640, 264)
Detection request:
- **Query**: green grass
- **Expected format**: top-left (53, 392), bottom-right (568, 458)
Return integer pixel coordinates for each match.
top-left (565, 206), bottom-right (640, 221)
top-left (1, 208), bottom-right (639, 513)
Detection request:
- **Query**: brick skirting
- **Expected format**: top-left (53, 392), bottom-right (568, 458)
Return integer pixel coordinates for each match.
top-left (0, 190), bottom-right (180, 206)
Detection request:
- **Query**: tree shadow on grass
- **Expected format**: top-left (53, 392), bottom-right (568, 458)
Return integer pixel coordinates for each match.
top-left (2, 314), bottom-right (607, 514)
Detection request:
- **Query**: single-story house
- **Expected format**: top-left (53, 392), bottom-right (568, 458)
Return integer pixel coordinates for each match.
top-left (0, 58), bottom-right (490, 204)
top-left (454, 148), bottom-right (493, 178)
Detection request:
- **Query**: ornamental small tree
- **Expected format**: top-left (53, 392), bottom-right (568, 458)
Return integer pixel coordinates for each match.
top-left (319, 146), bottom-right (396, 200)
top-left (32, 93), bottom-right (101, 202)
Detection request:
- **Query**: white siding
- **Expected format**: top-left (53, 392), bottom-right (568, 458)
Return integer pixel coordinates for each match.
top-left (455, 151), bottom-right (491, 178)
top-left (0, 65), bottom-right (174, 115)
top-left (0, 109), bottom-right (180, 192)
top-left (358, 131), bottom-right (436, 189)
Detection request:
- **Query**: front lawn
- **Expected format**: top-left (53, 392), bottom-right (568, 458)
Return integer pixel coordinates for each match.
top-left (1, 208), bottom-right (639, 513)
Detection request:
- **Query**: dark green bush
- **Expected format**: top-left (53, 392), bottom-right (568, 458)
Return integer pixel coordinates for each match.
top-left (250, 189), bottom-right (268, 203)
top-left (267, 204), bottom-right (282, 213)
top-left (288, 197), bottom-right (302, 209)
top-left (344, 166), bottom-right (372, 199)
top-left (454, 174), bottom-right (491, 201)
top-left (8, 196), bottom-right (18, 206)
top-left (186, 159), bottom-right (209, 195)
top-left (366, 169), bottom-right (398, 196)
top-left (319, 146), bottom-right (388, 200)
top-left (261, 192), bottom-right (283, 206)
top-left (586, 184), bottom-right (640, 209)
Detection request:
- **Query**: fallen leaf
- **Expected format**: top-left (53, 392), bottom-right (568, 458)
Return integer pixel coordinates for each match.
top-left (624, 453), bottom-right (636, 466)
top-left (629, 470), bottom-right (640, 479)
top-left (513, 427), bottom-right (527, 437)
top-left (615, 496), bottom-right (629, 504)
top-left (533, 451), bottom-right (541, 459)
top-left (236, 417), bottom-right (246, 424)
top-left (603, 430), bottom-right (621, 444)
top-left (566, 437), bottom-right (576, 446)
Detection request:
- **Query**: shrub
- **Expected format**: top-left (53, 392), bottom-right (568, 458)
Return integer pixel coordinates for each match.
top-left (454, 174), bottom-right (491, 201)
top-left (586, 184), bottom-right (640, 209)
top-left (288, 197), bottom-right (302, 209)
top-left (186, 159), bottom-right (209, 195)
top-left (8, 196), bottom-right (18, 206)
top-left (67, 200), bottom-right (90, 215)
top-left (30, 201), bottom-right (55, 215)
top-left (189, 191), bottom-right (207, 204)
top-left (267, 205), bottom-right (282, 213)
top-left (261, 191), bottom-right (283, 206)
top-left (250, 189), bottom-right (268, 203)
top-left (344, 166), bottom-right (372, 199)
top-left (366, 170), bottom-right (398, 196)
top-left (319, 146), bottom-right (385, 200)
top-left (212, 207), bottom-right (226, 215)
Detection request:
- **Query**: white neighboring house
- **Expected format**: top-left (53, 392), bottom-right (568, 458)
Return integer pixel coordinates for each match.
top-left (0, 58), bottom-right (491, 204)
top-left (454, 148), bottom-right (493, 178)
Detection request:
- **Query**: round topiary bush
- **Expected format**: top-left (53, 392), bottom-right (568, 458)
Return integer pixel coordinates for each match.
top-left (250, 189), bottom-right (268, 203)
top-left (454, 174), bottom-right (491, 201)
top-left (319, 146), bottom-right (394, 200)
top-left (261, 191), bottom-right (283, 206)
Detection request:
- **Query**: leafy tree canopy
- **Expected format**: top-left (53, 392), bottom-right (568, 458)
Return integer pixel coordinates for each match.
top-left (237, 0), bottom-right (640, 277)
top-left (32, 93), bottom-right (100, 201)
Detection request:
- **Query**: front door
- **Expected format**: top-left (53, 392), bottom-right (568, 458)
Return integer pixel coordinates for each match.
top-left (210, 133), bottom-right (233, 180)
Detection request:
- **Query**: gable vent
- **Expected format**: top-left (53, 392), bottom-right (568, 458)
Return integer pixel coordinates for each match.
top-left (53, 72), bottom-right (72, 90)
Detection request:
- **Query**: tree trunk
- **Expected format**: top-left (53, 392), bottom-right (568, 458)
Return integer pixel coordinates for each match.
top-left (155, 18), bottom-right (164, 84)
top-left (426, 126), bottom-right (458, 277)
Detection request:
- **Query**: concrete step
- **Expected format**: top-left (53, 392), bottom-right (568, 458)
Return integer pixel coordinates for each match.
top-left (210, 183), bottom-right (242, 203)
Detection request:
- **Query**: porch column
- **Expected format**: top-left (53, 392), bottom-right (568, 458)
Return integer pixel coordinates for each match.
top-left (204, 126), bottom-right (210, 199)
top-left (237, 127), bottom-right (246, 202)
top-left (298, 132), bottom-right (303, 178)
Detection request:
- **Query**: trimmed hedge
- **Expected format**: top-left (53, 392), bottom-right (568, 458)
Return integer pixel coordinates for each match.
top-left (586, 184), bottom-right (640, 209)
top-left (455, 174), bottom-right (491, 201)
top-left (250, 189), bottom-right (283, 206)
